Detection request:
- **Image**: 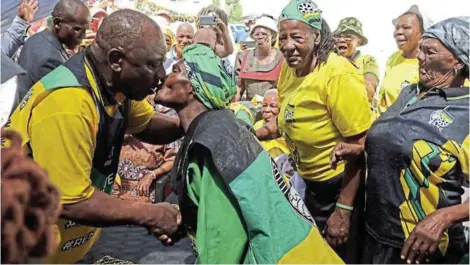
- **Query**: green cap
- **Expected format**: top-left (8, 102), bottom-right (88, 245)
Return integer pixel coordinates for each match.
top-left (280, 0), bottom-right (322, 31)
top-left (334, 17), bottom-right (368, 46)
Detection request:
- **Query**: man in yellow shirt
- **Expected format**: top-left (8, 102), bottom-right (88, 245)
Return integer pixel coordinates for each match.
top-left (334, 17), bottom-right (380, 102)
top-left (5, 10), bottom-right (182, 264)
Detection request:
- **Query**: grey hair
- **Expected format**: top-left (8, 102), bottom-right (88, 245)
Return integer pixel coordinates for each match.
top-left (263, 89), bottom-right (278, 97)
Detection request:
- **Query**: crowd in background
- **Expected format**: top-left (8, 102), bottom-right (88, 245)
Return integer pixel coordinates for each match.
top-left (1, 0), bottom-right (469, 264)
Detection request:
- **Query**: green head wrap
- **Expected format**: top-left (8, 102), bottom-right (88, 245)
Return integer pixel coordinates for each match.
top-left (182, 44), bottom-right (236, 110)
top-left (280, 0), bottom-right (322, 31)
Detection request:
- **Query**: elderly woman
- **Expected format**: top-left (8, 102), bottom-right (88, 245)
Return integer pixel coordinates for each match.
top-left (234, 16), bottom-right (284, 101)
top-left (331, 17), bottom-right (470, 264)
top-left (376, 5), bottom-right (431, 115)
top-left (334, 17), bottom-right (380, 101)
top-left (254, 89), bottom-right (289, 158)
top-left (256, 0), bottom-right (371, 261)
top-left (155, 43), bottom-right (342, 264)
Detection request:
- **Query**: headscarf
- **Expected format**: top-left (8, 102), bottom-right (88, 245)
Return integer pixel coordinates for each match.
top-left (279, 0), bottom-right (322, 31)
top-left (164, 28), bottom-right (175, 50)
top-left (182, 44), bottom-right (236, 109)
top-left (422, 16), bottom-right (469, 67)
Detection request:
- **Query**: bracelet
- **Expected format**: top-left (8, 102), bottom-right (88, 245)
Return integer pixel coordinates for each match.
top-left (335, 202), bottom-right (354, 211)
top-left (146, 170), bottom-right (157, 180)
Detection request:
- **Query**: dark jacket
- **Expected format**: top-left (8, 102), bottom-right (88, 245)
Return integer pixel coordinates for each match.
top-left (15, 30), bottom-right (70, 109)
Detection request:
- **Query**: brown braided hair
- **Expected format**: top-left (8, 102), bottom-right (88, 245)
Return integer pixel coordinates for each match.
top-left (1, 129), bottom-right (61, 264)
top-left (196, 5), bottom-right (229, 29)
top-left (312, 18), bottom-right (335, 69)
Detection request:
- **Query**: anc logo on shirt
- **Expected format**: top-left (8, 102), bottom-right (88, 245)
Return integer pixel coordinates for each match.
top-left (269, 158), bottom-right (315, 226)
top-left (20, 88), bottom-right (34, 110)
top-left (429, 106), bottom-right (455, 132)
top-left (284, 104), bottom-right (296, 123)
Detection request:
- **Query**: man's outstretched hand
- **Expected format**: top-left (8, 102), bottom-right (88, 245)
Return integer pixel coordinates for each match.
top-left (144, 203), bottom-right (182, 245)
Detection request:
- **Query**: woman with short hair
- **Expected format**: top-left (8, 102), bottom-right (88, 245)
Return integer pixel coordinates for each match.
top-left (376, 5), bottom-right (432, 115)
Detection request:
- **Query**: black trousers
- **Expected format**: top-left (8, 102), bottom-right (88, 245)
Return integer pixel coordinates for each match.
top-left (304, 173), bottom-right (366, 264)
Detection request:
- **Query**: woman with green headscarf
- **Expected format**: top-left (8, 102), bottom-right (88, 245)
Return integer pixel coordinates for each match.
top-left (256, 0), bottom-right (372, 262)
top-left (154, 43), bottom-right (342, 264)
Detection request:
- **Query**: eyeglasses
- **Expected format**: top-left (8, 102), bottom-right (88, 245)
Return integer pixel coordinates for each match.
top-left (333, 34), bottom-right (355, 42)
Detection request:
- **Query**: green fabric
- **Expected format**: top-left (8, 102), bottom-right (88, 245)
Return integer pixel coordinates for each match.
top-left (334, 17), bottom-right (368, 45)
top-left (280, 0), bottom-right (322, 30)
top-left (40, 65), bottom-right (81, 90)
top-left (186, 149), bottom-right (248, 264)
top-left (182, 44), bottom-right (237, 110)
top-left (228, 151), bottom-right (314, 263)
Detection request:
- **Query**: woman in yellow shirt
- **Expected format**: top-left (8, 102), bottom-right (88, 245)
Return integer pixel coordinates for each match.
top-left (375, 5), bottom-right (431, 115)
top-left (256, 0), bottom-right (371, 262)
top-left (253, 89), bottom-right (289, 158)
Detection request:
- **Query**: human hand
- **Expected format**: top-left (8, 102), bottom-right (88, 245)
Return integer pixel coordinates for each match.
top-left (324, 207), bottom-right (352, 247)
top-left (400, 209), bottom-right (451, 264)
top-left (144, 203), bottom-right (182, 245)
top-left (163, 147), bottom-right (177, 161)
top-left (137, 172), bottom-right (154, 197)
top-left (215, 18), bottom-right (228, 35)
top-left (329, 142), bottom-right (364, 170)
top-left (18, 0), bottom-right (38, 23)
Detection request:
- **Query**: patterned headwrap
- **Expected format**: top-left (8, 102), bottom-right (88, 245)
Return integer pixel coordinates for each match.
top-left (422, 16), bottom-right (469, 67)
top-left (280, 0), bottom-right (322, 31)
top-left (182, 44), bottom-right (236, 110)
top-left (164, 28), bottom-right (175, 50)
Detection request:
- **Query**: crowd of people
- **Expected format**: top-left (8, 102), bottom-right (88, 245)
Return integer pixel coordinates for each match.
top-left (1, 0), bottom-right (469, 264)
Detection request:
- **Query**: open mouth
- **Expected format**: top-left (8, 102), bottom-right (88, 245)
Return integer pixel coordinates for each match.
top-left (337, 44), bottom-right (348, 52)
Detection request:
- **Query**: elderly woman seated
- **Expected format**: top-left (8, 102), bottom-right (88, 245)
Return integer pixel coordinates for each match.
top-left (331, 17), bottom-right (470, 264)
top-left (154, 43), bottom-right (342, 264)
top-left (254, 89), bottom-right (289, 158)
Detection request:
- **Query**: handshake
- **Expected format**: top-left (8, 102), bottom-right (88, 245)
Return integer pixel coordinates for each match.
top-left (140, 202), bottom-right (184, 245)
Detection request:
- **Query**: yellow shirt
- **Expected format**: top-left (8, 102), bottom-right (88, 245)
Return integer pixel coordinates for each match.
top-left (277, 53), bottom-right (372, 181)
top-left (353, 52), bottom-right (380, 81)
top-left (377, 50), bottom-right (419, 114)
top-left (254, 120), bottom-right (290, 158)
top-left (7, 63), bottom-right (155, 264)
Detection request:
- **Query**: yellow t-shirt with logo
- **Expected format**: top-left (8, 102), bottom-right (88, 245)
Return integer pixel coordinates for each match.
top-left (353, 52), bottom-right (380, 81)
top-left (377, 50), bottom-right (419, 115)
top-left (254, 120), bottom-right (290, 158)
top-left (7, 64), bottom-right (155, 264)
top-left (277, 53), bottom-right (372, 182)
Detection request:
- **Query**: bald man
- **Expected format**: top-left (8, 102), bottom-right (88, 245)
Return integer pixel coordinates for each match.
top-left (163, 22), bottom-right (194, 74)
top-left (7, 9), bottom-right (182, 264)
top-left (15, 0), bottom-right (90, 110)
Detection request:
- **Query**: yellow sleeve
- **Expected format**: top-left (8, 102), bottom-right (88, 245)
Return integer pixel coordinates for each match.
top-left (126, 99), bottom-right (155, 134)
top-left (30, 112), bottom-right (96, 204)
top-left (460, 136), bottom-right (469, 180)
top-left (326, 73), bottom-right (372, 137)
top-left (363, 55), bottom-right (380, 81)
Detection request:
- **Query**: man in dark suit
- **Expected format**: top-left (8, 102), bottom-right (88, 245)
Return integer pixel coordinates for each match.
top-left (15, 0), bottom-right (90, 108)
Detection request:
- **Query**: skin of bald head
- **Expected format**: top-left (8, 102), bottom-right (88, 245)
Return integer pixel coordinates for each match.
top-left (175, 23), bottom-right (195, 58)
top-left (90, 9), bottom-right (167, 101)
top-left (51, 0), bottom-right (91, 48)
top-left (194, 28), bottom-right (217, 50)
